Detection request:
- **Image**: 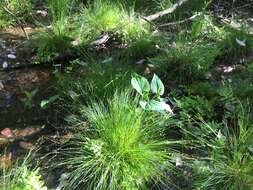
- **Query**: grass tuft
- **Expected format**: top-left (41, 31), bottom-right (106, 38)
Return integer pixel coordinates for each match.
top-left (0, 154), bottom-right (46, 190)
top-left (56, 91), bottom-right (175, 189)
top-left (78, 0), bottom-right (152, 44)
top-left (33, 0), bottom-right (74, 62)
top-left (0, 0), bottom-right (33, 28)
top-left (180, 105), bottom-right (253, 190)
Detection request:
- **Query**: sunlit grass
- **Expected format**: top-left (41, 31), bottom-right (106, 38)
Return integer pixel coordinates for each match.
top-left (56, 91), bottom-right (177, 189)
top-left (0, 0), bottom-right (33, 28)
top-left (33, 0), bottom-right (74, 61)
top-left (78, 0), bottom-right (152, 44)
top-left (179, 105), bottom-right (253, 190)
top-left (0, 154), bottom-right (46, 190)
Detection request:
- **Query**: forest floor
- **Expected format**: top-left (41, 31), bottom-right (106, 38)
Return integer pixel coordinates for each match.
top-left (0, 1), bottom-right (253, 189)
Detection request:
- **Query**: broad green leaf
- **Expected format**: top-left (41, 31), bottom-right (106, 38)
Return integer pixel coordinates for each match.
top-left (146, 100), bottom-right (173, 113)
top-left (40, 95), bottom-right (59, 109)
top-left (236, 38), bottom-right (246, 47)
top-left (68, 90), bottom-right (79, 100)
top-left (139, 101), bottom-right (147, 109)
top-left (30, 89), bottom-right (38, 97)
top-left (151, 74), bottom-right (164, 95)
top-left (131, 76), bottom-right (150, 95)
top-left (40, 100), bottom-right (49, 108)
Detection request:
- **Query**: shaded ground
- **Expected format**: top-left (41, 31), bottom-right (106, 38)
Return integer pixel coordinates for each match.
top-left (0, 2), bottom-right (253, 188)
top-left (0, 28), bottom-right (55, 168)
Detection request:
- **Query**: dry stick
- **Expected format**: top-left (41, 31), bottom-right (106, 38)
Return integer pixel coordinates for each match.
top-left (143, 0), bottom-right (190, 22)
top-left (2, 6), bottom-right (30, 40)
top-left (159, 13), bottom-right (200, 27)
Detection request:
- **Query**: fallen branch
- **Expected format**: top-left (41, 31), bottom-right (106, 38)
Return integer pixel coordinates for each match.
top-left (144, 0), bottom-right (190, 22)
top-left (217, 15), bottom-right (253, 35)
top-left (0, 126), bottom-right (45, 146)
top-left (90, 33), bottom-right (110, 46)
top-left (1, 0), bottom-right (190, 73)
top-left (1, 6), bottom-right (30, 40)
top-left (158, 13), bottom-right (200, 27)
top-left (0, 50), bottom-right (78, 72)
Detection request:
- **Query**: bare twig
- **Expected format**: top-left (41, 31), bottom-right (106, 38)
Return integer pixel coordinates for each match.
top-left (158, 13), bottom-right (200, 27)
top-left (90, 33), bottom-right (110, 46)
top-left (2, 6), bottom-right (30, 40)
top-left (143, 0), bottom-right (190, 22)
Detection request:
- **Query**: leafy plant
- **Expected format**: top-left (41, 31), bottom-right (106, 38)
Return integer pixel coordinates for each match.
top-left (20, 88), bottom-right (38, 110)
top-left (191, 14), bottom-right (253, 61)
top-left (177, 95), bottom-right (214, 120)
top-left (47, 0), bottom-right (72, 23)
top-left (180, 106), bottom-right (253, 190)
top-left (33, 0), bottom-right (74, 61)
top-left (191, 14), bottom-right (221, 39)
top-left (78, 0), bottom-right (152, 44)
top-left (0, 155), bottom-right (47, 190)
top-left (33, 30), bottom-right (73, 62)
top-left (40, 94), bottom-right (60, 109)
top-left (131, 74), bottom-right (172, 112)
top-left (57, 59), bottom-right (133, 108)
top-left (56, 91), bottom-right (177, 189)
top-left (150, 37), bottom-right (221, 83)
top-left (0, 0), bottom-right (33, 28)
top-left (219, 26), bottom-right (253, 61)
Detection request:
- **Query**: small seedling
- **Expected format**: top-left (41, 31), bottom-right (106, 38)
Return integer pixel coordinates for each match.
top-left (21, 88), bottom-right (38, 110)
top-left (131, 73), bottom-right (172, 113)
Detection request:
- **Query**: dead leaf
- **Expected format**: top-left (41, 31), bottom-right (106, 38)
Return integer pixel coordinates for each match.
top-left (14, 127), bottom-right (42, 137)
top-left (19, 141), bottom-right (36, 150)
top-left (60, 133), bottom-right (74, 144)
top-left (0, 152), bottom-right (12, 169)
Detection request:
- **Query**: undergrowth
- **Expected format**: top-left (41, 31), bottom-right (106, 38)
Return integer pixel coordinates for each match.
top-left (0, 155), bottom-right (46, 190)
top-left (33, 0), bottom-right (154, 62)
top-left (55, 91), bottom-right (178, 189)
top-left (78, 0), bottom-right (152, 43)
top-left (33, 0), bottom-right (74, 62)
top-left (188, 108), bottom-right (253, 190)
top-left (0, 0), bottom-right (33, 28)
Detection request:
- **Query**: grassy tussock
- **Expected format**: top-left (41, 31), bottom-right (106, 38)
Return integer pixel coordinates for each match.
top-left (56, 91), bottom-right (176, 189)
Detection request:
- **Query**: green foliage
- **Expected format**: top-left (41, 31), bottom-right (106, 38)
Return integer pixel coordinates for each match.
top-left (57, 91), bottom-right (174, 189)
top-left (40, 94), bottom-right (60, 109)
top-left (33, 30), bottom-right (73, 62)
top-left (191, 15), bottom-right (253, 61)
top-left (47, 0), bottom-right (72, 23)
top-left (219, 26), bottom-right (253, 61)
top-left (131, 74), bottom-right (150, 96)
top-left (111, 0), bottom-right (172, 13)
top-left (0, 0), bottom-right (33, 28)
top-left (151, 37), bottom-right (221, 83)
top-left (0, 157), bottom-right (46, 190)
top-left (177, 95), bottom-right (214, 120)
top-left (78, 0), bottom-right (152, 43)
top-left (20, 88), bottom-right (38, 110)
top-left (82, 1), bottom-right (121, 34)
top-left (131, 74), bottom-right (172, 112)
top-left (187, 82), bottom-right (217, 98)
top-left (191, 14), bottom-right (221, 39)
top-left (189, 108), bottom-right (253, 190)
top-left (33, 0), bottom-right (74, 61)
top-left (34, 0), bottom-right (153, 61)
top-left (126, 33), bottom-right (158, 58)
top-left (0, 17), bottom-right (8, 28)
top-left (57, 59), bottom-right (133, 108)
